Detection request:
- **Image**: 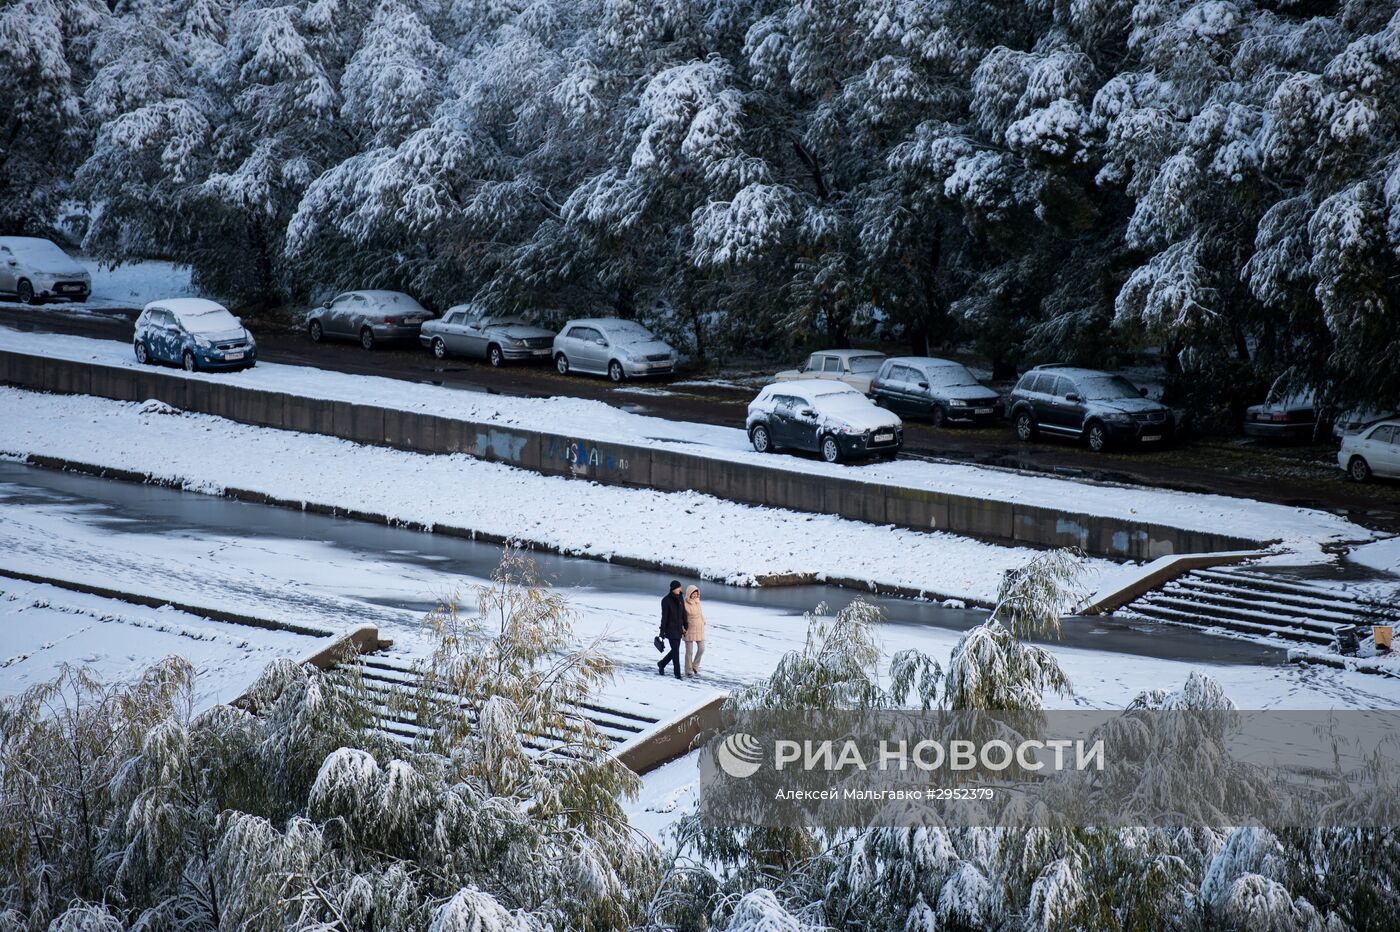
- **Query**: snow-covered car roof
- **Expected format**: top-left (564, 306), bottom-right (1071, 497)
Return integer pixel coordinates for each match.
top-left (0, 236), bottom-right (87, 272)
top-left (808, 348), bottom-right (885, 360)
top-left (343, 290), bottom-right (424, 306)
top-left (145, 298), bottom-right (242, 333)
top-left (143, 298), bottom-right (227, 316)
top-left (884, 356), bottom-right (965, 369)
top-left (759, 379), bottom-right (862, 398)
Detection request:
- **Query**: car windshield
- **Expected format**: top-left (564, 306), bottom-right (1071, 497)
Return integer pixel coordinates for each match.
top-left (177, 307), bottom-right (241, 334)
top-left (848, 355), bottom-right (884, 374)
top-left (1079, 376), bottom-right (1142, 400)
top-left (925, 365), bottom-right (980, 388)
top-left (485, 315), bottom-right (527, 327)
top-left (603, 321), bottom-right (655, 344)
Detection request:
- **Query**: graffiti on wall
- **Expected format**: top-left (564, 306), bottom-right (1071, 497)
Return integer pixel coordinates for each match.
top-left (473, 429), bottom-right (528, 463)
top-left (547, 436), bottom-right (629, 473)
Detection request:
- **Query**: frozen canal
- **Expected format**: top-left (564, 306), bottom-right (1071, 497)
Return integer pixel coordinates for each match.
top-left (3, 461), bottom-right (1398, 716)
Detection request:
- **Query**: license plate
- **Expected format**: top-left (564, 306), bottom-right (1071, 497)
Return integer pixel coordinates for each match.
top-left (532, 348), bottom-right (550, 356)
top-left (59, 284), bottom-right (83, 293)
top-left (650, 362), bottom-right (670, 369)
top-left (873, 433), bottom-right (894, 443)
top-left (224, 350), bottom-right (244, 360)
top-left (1142, 434), bottom-right (1161, 442)
top-left (403, 317), bottom-right (425, 325)
top-left (975, 407), bottom-right (993, 415)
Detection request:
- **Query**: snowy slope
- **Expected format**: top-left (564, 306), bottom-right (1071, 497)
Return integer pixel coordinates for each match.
top-left (0, 386), bottom-right (1115, 603)
top-left (0, 576), bottom-right (316, 709)
top-left (0, 325), bottom-right (1371, 553)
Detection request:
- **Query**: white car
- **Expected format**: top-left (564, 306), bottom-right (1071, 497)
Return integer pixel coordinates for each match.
top-left (552, 318), bottom-right (676, 382)
top-left (1338, 420), bottom-right (1400, 482)
top-left (746, 379), bottom-right (903, 463)
top-left (0, 236), bottom-right (92, 305)
top-left (774, 348), bottom-right (887, 394)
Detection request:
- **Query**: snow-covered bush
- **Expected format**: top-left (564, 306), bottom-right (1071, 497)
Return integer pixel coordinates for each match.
top-left (0, 553), bottom-right (661, 930)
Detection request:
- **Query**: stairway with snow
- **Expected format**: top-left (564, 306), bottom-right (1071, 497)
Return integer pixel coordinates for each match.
top-left (1119, 565), bottom-right (1400, 646)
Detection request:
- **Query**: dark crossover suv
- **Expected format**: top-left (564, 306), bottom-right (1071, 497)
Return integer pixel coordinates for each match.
top-left (871, 357), bottom-right (1002, 426)
top-left (747, 380), bottom-right (903, 463)
top-left (1009, 365), bottom-right (1173, 452)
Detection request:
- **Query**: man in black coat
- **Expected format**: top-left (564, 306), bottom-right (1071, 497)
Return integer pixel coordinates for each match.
top-left (658, 579), bottom-right (687, 679)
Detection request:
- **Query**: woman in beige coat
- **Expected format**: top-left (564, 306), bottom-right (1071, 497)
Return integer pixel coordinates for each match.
top-left (682, 585), bottom-right (706, 677)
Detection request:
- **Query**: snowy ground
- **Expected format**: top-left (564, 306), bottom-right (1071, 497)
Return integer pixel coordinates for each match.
top-left (1, 451), bottom-right (1396, 845)
top-left (0, 386), bottom-right (1124, 602)
top-left (1349, 537), bottom-right (1400, 577)
top-left (0, 576), bottom-right (316, 709)
top-left (0, 326), bottom-right (1373, 555)
top-left (0, 256), bottom-right (198, 312)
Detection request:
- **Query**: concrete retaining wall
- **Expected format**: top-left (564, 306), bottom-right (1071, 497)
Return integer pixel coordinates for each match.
top-left (614, 692), bottom-right (728, 775)
top-left (1, 350), bottom-right (1265, 559)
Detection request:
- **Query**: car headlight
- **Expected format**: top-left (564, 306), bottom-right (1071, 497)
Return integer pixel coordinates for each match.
top-left (948, 399), bottom-right (969, 407)
top-left (194, 336), bottom-right (211, 349)
top-left (509, 338), bottom-right (526, 347)
top-left (1106, 412), bottom-right (1133, 425)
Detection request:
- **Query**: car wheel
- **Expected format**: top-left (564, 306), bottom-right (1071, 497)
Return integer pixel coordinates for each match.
top-left (16, 279), bottom-right (38, 305)
top-left (1014, 410), bottom-right (1037, 441)
top-left (309, 320), bottom-right (323, 343)
top-left (182, 351), bottom-right (197, 372)
top-left (134, 341), bottom-right (149, 365)
top-left (930, 405), bottom-right (947, 428)
top-left (1085, 421), bottom-right (1108, 453)
top-left (432, 337), bottom-right (447, 359)
top-left (360, 327), bottom-right (375, 350)
top-left (608, 360), bottom-right (625, 383)
top-left (488, 344), bottom-right (504, 368)
top-left (555, 353), bottom-right (570, 375)
top-left (751, 424), bottom-right (772, 453)
top-left (1349, 456), bottom-right (1372, 482)
top-left (821, 435), bottom-right (841, 464)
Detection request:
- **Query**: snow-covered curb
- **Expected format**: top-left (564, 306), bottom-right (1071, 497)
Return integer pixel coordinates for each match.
top-left (0, 326), bottom-right (1373, 554)
top-left (1287, 646), bottom-right (1400, 680)
top-left (0, 387), bottom-right (1122, 604)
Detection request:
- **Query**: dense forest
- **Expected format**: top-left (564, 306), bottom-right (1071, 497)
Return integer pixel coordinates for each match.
top-left (3, 0), bottom-right (1400, 408)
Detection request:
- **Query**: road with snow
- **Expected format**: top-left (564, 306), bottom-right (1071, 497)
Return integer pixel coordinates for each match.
top-left (5, 460), bottom-right (1400, 717)
top-left (4, 301), bottom-right (1398, 532)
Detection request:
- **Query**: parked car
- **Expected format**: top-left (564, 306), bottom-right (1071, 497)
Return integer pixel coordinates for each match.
top-left (1331, 406), bottom-right (1396, 443)
top-left (746, 379), bottom-right (903, 463)
top-left (0, 236), bottom-right (91, 305)
top-left (1008, 365), bottom-right (1173, 452)
top-left (1244, 380), bottom-right (1318, 441)
top-left (1339, 420), bottom-right (1400, 482)
top-left (420, 305), bottom-right (555, 366)
top-left (306, 290), bottom-right (434, 350)
top-left (774, 349), bottom-right (887, 394)
top-left (552, 318), bottom-right (676, 382)
top-left (871, 357), bottom-right (1002, 426)
top-left (134, 299), bottom-right (256, 371)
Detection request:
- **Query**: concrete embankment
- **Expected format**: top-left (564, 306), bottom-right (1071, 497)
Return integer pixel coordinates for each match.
top-left (2, 349), bottom-right (1261, 560)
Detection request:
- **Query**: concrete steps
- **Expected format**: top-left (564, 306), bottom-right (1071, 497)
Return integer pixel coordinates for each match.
top-left (350, 653), bottom-right (660, 751)
top-left (1120, 566), bottom-right (1398, 646)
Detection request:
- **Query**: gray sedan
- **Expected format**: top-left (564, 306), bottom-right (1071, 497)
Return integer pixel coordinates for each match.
top-left (420, 305), bottom-right (556, 366)
top-left (306, 290), bottom-right (434, 350)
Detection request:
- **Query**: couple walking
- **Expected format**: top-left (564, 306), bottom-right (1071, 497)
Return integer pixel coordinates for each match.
top-left (657, 579), bottom-right (706, 679)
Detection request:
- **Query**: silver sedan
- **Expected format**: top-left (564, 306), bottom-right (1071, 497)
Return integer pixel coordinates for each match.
top-left (419, 305), bottom-right (556, 366)
top-left (306, 290), bottom-right (434, 350)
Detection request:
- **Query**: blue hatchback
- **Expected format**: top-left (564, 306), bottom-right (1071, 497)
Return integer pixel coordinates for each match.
top-left (134, 299), bottom-right (257, 372)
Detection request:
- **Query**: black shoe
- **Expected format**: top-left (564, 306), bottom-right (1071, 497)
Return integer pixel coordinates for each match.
top-left (657, 666), bottom-right (665, 676)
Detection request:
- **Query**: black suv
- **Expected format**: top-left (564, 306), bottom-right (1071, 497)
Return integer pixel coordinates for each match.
top-left (1008, 365), bottom-right (1174, 452)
